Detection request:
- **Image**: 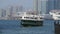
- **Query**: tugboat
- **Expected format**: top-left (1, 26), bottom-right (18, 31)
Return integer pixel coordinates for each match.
top-left (49, 10), bottom-right (60, 34)
top-left (20, 11), bottom-right (44, 26)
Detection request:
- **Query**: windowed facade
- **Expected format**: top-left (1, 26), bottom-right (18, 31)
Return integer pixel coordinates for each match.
top-left (33, 0), bottom-right (60, 14)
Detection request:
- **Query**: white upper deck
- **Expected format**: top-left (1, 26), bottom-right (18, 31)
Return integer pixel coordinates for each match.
top-left (12, 11), bottom-right (44, 21)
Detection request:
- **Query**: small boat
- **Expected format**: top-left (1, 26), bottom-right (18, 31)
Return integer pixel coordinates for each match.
top-left (49, 10), bottom-right (60, 20)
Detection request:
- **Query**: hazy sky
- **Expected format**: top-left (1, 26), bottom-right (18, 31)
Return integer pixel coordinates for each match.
top-left (0, 0), bottom-right (33, 10)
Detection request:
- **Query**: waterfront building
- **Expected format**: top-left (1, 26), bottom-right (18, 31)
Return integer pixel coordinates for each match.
top-left (0, 9), bottom-right (7, 20)
top-left (1, 9), bottom-right (6, 17)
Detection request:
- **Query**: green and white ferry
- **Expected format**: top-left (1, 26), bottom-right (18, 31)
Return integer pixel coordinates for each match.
top-left (19, 11), bottom-right (44, 26)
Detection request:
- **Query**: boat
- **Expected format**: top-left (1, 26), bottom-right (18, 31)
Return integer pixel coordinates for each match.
top-left (19, 11), bottom-right (44, 26)
top-left (49, 10), bottom-right (60, 34)
top-left (49, 10), bottom-right (60, 20)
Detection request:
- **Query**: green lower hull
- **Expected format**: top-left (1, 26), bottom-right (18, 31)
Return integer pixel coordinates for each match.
top-left (21, 20), bottom-right (43, 26)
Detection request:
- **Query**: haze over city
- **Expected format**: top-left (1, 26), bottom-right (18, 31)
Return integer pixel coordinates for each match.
top-left (0, 0), bottom-right (33, 10)
top-left (0, 0), bottom-right (60, 20)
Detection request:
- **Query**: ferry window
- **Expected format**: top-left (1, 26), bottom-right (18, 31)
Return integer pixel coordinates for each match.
top-left (27, 17), bottom-right (34, 19)
top-left (24, 17), bottom-right (29, 18)
top-left (30, 17), bottom-right (37, 19)
top-left (35, 17), bottom-right (37, 19)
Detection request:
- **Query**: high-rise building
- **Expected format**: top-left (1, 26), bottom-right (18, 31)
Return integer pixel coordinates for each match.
top-left (33, 0), bottom-right (60, 14)
top-left (15, 6), bottom-right (23, 12)
top-left (54, 0), bottom-right (60, 9)
top-left (1, 9), bottom-right (6, 17)
top-left (40, 0), bottom-right (48, 14)
top-left (33, 0), bottom-right (38, 13)
top-left (47, 0), bottom-right (54, 13)
top-left (33, 0), bottom-right (48, 14)
top-left (9, 6), bottom-right (13, 16)
top-left (0, 9), bottom-right (2, 17)
top-left (47, 0), bottom-right (60, 13)
top-left (19, 6), bottom-right (23, 12)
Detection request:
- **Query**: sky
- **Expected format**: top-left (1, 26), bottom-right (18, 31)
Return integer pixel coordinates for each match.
top-left (0, 0), bottom-right (33, 10)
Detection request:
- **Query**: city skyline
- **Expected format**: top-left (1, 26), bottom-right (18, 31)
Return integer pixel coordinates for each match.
top-left (0, 0), bottom-right (60, 14)
top-left (0, 0), bottom-right (60, 20)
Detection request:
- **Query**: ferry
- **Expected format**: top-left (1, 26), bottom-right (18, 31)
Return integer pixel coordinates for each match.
top-left (18, 11), bottom-right (44, 26)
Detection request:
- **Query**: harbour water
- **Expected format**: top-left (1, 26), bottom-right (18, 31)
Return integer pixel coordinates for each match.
top-left (0, 20), bottom-right (55, 34)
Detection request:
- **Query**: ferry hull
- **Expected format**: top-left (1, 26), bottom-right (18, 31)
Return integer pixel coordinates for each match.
top-left (21, 20), bottom-right (43, 26)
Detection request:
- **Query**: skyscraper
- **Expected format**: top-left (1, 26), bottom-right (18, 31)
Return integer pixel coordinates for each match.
top-left (1, 9), bottom-right (6, 17)
top-left (33, 0), bottom-right (48, 14)
top-left (54, 0), bottom-right (60, 9)
top-left (40, 0), bottom-right (48, 14)
top-left (33, 0), bottom-right (38, 13)
top-left (47, 0), bottom-right (60, 13)
top-left (47, 0), bottom-right (54, 13)
top-left (9, 6), bottom-right (13, 16)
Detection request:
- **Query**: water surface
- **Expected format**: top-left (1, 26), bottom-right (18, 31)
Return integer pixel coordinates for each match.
top-left (0, 20), bottom-right (55, 34)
